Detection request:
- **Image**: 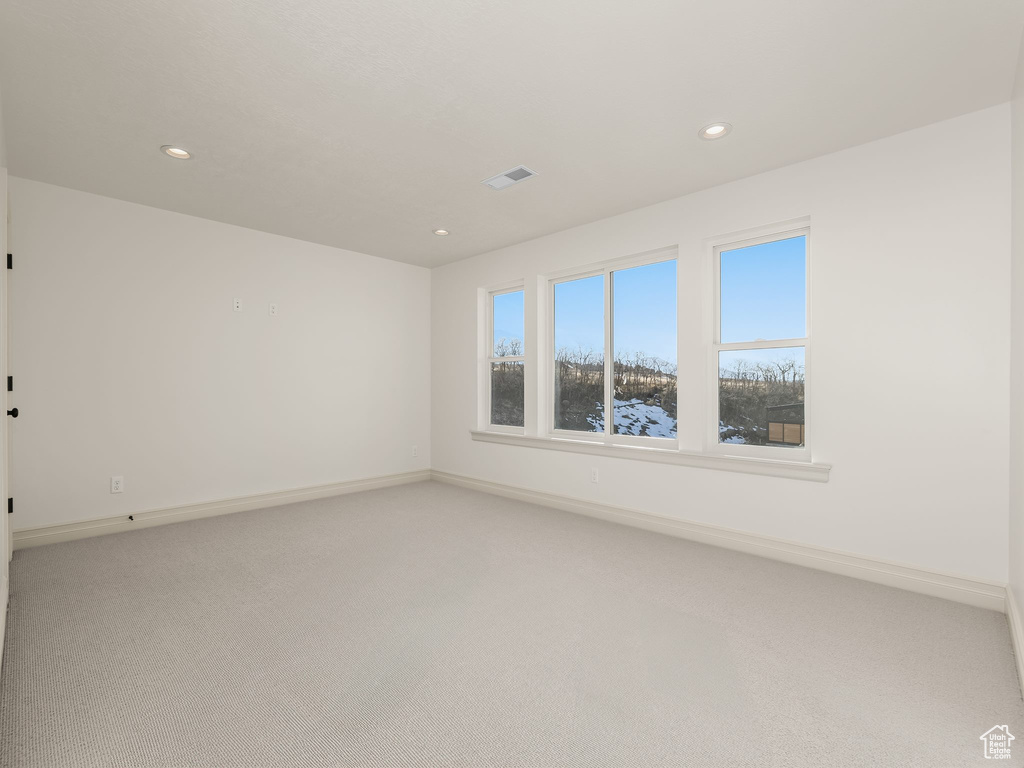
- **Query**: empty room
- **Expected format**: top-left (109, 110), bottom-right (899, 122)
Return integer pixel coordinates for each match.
top-left (2, 0), bottom-right (1024, 766)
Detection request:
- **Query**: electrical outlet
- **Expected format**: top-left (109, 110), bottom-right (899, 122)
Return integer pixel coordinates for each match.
top-left (591, 468), bottom-right (599, 483)
top-left (269, 303), bottom-right (278, 316)
top-left (233, 298), bottom-right (242, 312)
top-left (412, 445), bottom-right (418, 457)
top-left (110, 476), bottom-right (124, 494)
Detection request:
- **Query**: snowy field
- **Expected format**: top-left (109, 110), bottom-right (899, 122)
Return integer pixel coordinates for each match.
top-left (586, 398), bottom-right (677, 438)
top-left (719, 422), bottom-right (764, 444)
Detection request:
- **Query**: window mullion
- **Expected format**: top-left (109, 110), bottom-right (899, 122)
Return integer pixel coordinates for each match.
top-left (717, 338), bottom-right (806, 352)
top-left (604, 267), bottom-right (614, 441)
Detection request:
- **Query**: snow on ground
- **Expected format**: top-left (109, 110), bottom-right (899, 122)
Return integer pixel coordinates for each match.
top-left (719, 421), bottom-right (763, 444)
top-left (586, 398), bottom-right (677, 438)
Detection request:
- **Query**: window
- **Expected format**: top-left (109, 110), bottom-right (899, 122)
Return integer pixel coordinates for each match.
top-left (715, 230), bottom-right (808, 450)
top-left (488, 288), bottom-right (525, 428)
top-left (474, 224), bottom-right (823, 480)
top-left (552, 254), bottom-right (677, 440)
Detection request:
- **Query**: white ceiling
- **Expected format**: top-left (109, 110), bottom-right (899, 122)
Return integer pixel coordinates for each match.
top-left (1, 1), bottom-right (1022, 268)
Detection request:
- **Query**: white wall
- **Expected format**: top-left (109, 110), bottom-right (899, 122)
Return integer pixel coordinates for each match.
top-left (433, 105), bottom-right (1011, 583)
top-left (9, 177), bottom-right (430, 529)
top-left (0, 82), bottom-right (6, 169)
top-left (0, 84), bottom-right (8, 661)
top-left (1010, 35), bottom-right (1024, 609)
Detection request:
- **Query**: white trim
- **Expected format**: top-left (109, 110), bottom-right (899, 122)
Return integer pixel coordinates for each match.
top-left (7, 467), bottom-right (1011, 623)
top-left (484, 279), bottom-right (528, 296)
top-left (717, 338), bottom-right (808, 352)
top-left (482, 423), bottom-right (523, 435)
top-left (1006, 585), bottom-right (1024, 699)
top-left (12, 470), bottom-right (431, 550)
top-left (703, 216), bottom-right (813, 252)
top-left (471, 429), bottom-right (830, 482)
top-left (432, 469), bottom-right (1004, 612)
top-left (545, 245), bottom-right (677, 282)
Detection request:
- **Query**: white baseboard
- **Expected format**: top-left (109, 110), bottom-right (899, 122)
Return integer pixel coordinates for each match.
top-left (10, 467), bottom-right (1010, 616)
top-left (1006, 585), bottom-right (1024, 698)
top-left (431, 469), bottom-right (1007, 613)
top-left (13, 470), bottom-right (432, 550)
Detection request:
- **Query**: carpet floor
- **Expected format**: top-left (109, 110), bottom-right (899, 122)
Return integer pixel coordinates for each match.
top-left (0, 480), bottom-right (1021, 767)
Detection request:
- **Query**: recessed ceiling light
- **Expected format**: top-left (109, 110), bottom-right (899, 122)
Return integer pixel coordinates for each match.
top-left (433, 229), bottom-right (449, 236)
top-left (160, 145), bottom-right (191, 159)
top-left (698, 123), bottom-right (732, 140)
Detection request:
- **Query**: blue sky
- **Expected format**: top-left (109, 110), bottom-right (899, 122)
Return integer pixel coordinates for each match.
top-left (493, 290), bottom-right (525, 352)
top-left (553, 274), bottom-right (604, 358)
top-left (551, 260), bottom-right (677, 364)
top-left (495, 236), bottom-right (804, 361)
top-left (721, 236), bottom-right (805, 342)
top-left (612, 260), bottom-right (677, 363)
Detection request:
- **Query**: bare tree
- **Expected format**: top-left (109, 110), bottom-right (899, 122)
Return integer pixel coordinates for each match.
top-left (719, 354), bottom-right (804, 444)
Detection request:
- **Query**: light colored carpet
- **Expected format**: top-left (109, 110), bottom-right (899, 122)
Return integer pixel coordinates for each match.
top-left (0, 480), bottom-right (1021, 767)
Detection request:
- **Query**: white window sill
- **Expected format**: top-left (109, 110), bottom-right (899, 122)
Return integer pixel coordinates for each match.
top-left (470, 430), bottom-right (830, 483)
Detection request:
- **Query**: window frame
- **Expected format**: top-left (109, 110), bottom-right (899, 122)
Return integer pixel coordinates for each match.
top-left (707, 223), bottom-right (811, 461)
top-left (484, 283), bottom-right (526, 434)
top-left (546, 247), bottom-right (680, 448)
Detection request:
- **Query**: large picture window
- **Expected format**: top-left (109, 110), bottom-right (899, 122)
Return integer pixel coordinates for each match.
top-left (488, 288), bottom-right (525, 428)
top-left (552, 254), bottom-right (677, 440)
top-left (714, 230), bottom-right (808, 449)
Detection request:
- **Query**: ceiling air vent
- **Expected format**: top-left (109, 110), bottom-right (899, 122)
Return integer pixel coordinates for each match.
top-left (482, 165), bottom-right (538, 190)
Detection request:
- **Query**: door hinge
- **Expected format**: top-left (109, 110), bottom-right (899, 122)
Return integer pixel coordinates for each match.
top-left (7, 498), bottom-right (12, 515)
top-left (6, 253), bottom-right (10, 270)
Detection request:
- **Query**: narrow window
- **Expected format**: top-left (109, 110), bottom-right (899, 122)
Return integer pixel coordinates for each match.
top-left (489, 289), bottom-right (525, 427)
top-left (716, 232), bottom-right (808, 448)
top-left (553, 275), bottom-right (605, 432)
top-left (612, 260), bottom-right (677, 438)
